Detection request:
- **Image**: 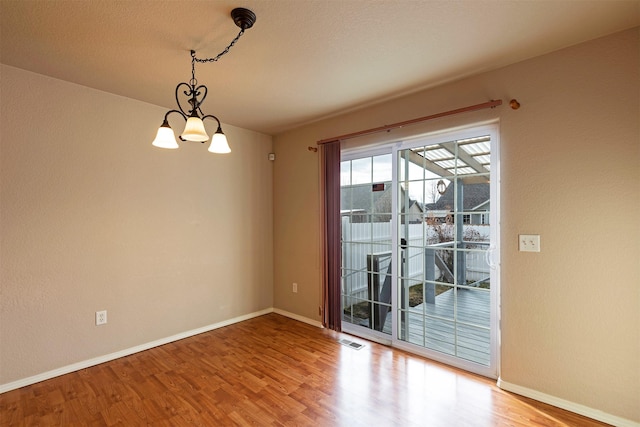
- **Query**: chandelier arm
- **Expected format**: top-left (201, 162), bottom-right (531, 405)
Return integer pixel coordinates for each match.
top-left (201, 114), bottom-right (222, 128)
top-left (163, 109), bottom-right (187, 123)
top-left (159, 109), bottom-right (190, 142)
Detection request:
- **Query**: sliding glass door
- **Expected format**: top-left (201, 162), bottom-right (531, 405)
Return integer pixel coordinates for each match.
top-left (340, 124), bottom-right (499, 378)
top-left (394, 125), bottom-right (499, 377)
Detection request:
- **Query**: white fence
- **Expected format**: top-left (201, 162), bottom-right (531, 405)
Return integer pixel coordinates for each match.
top-left (342, 219), bottom-right (490, 306)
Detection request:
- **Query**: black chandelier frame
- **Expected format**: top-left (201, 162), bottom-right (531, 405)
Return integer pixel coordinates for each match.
top-left (155, 7), bottom-right (256, 145)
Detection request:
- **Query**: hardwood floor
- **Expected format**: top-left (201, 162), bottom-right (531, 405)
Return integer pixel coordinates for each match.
top-left (1, 313), bottom-right (610, 426)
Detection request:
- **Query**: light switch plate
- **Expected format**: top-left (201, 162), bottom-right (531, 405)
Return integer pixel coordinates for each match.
top-left (519, 234), bottom-right (540, 252)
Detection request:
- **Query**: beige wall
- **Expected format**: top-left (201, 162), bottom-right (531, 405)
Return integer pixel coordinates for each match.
top-left (0, 65), bottom-right (274, 385)
top-left (273, 28), bottom-right (639, 422)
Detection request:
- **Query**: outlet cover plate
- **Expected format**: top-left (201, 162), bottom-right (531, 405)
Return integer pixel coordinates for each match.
top-left (96, 310), bottom-right (107, 325)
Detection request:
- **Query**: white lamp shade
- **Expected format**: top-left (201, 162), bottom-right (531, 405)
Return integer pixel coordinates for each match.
top-left (151, 126), bottom-right (179, 149)
top-left (208, 132), bottom-right (231, 153)
top-left (181, 117), bottom-right (209, 142)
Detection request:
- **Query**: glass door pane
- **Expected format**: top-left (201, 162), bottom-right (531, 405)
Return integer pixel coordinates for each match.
top-left (341, 153), bottom-right (393, 336)
top-left (396, 132), bottom-right (496, 372)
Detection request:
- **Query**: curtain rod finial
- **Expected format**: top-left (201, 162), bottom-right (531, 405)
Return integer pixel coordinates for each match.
top-left (308, 146), bottom-right (318, 152)
top-left (510, 99), bottom-right (521, 110)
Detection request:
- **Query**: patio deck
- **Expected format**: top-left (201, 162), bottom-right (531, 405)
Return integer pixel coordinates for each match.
top-left (382, 288), bottom-right (491, 366)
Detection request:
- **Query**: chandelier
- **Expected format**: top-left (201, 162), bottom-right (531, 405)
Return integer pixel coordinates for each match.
top-left (151, 7), bottom-right (256, 154)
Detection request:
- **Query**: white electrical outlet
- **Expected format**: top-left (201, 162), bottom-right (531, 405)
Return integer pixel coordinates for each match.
top-left (292, 282), bottom-right (298, 293)
top-left (96, 310), bottom-right (107, 325)
top-left (519, 234), bottom-right (541, 252)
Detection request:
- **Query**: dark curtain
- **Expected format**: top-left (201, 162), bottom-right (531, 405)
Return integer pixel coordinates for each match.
top-left (320, 140), bottom-right (341, 331)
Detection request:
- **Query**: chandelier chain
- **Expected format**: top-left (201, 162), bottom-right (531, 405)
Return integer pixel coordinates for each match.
top-left (193, 29), bottom-right (246, 64)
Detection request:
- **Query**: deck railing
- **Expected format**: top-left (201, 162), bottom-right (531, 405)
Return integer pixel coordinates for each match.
top-left (342, 220), bottom-right (490, 312)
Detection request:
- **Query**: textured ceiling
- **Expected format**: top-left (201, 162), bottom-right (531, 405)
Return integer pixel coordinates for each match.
top-left (1, 0), bottom-right (639, 135)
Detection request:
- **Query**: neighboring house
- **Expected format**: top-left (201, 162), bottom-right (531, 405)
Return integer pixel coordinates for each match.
top-left (405, 200), bottom-right (424, 224)
top-left (424, 183), bottom-right (490, 225)
top-left (340, 183), bottom-right (387, 223)
top-left (341, 183), bottom-right (423, 223)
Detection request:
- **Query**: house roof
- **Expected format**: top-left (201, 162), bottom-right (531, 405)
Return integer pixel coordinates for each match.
top-left (341, 184), bottom-right (387, 213)
top-left (341, 184), bottom-right (421, 215)
top-left (426, 183), bottom-right (490, 212)
top-left (1, 1), bottom-right (637, 134)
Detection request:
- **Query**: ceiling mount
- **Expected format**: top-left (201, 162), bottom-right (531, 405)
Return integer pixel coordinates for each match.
top-left (231, 8), bottom-right (257, 30)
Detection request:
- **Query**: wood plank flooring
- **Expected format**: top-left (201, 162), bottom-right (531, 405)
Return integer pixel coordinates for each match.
top-left (0, 313), bottom-right (611, 426)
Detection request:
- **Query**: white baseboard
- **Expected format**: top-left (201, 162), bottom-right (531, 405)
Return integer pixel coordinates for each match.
top-left (0, 308), bottom-right (274, 394)
top-left (272, 308), bottom-right (323, 328)
top-left (497, 378), bottom-right (639, 427)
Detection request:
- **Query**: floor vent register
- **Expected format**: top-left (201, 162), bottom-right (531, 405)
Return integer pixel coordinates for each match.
top-left (338, 338), bottom-right (365, 350)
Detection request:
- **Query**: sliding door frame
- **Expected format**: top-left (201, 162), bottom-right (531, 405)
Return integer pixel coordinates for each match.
top-left (340, 121), bottom-right (500, 379)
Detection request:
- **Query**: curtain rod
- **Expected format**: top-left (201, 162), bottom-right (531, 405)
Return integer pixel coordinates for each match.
top-left (317, 99), bottom-right (508, 145)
